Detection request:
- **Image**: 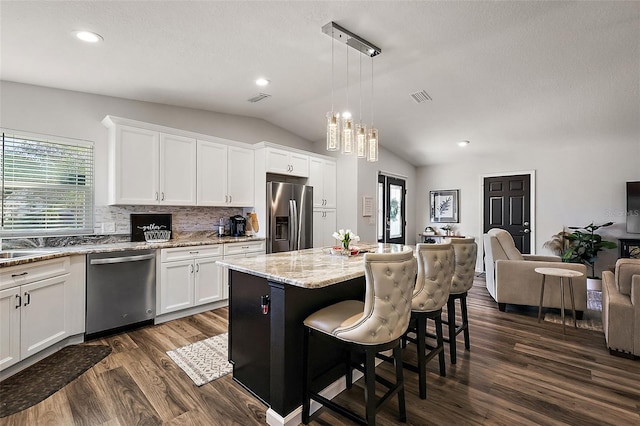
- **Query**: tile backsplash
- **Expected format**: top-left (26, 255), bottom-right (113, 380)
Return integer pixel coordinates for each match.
top-left (2, 205), bottom-right (244, 249)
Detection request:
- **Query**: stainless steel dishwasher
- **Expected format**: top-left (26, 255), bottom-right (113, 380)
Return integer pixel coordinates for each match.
top-left (86, 249), bottom-right (156, 339)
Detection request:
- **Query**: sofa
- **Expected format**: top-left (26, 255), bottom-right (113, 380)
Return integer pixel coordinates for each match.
top-left (602, 258), bottom-right (640, 357)
top-left (483, 228), bottom-right (587, 313)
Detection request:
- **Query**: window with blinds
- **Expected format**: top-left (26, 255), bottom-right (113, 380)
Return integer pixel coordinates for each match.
top-left (1, 130), bottom-right (94, 237)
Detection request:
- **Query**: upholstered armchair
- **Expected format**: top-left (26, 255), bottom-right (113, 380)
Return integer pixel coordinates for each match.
top-left (483, 228), bottom-right (587, 313)
top-left (602, 259), bottom-right (640, 357)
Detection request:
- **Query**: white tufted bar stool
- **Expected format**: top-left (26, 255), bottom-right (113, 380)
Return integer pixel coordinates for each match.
top-left (301, 247), bottom-right (417, 426)
top-left (402, 242), bottom-right (454, 399)
top-left (445, 237), bottom-right (477, 364)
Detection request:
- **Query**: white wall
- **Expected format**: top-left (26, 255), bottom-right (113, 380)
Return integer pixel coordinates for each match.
top-left (0, 81), bottom-right (314, 206)
top-left (327, 145), bottom-right (417, 246)
top-left (416, 139), bottom-right (640, 274)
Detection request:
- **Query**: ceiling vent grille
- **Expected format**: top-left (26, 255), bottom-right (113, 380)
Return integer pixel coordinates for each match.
top-left (410, 90), bottom-right (432, 104)
top-left (247, 93), bottom-right (271, 103)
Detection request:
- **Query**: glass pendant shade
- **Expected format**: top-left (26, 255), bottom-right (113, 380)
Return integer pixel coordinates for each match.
top-left (367, 128), bottom-right (379, 162)
top-left (342, 117), bottom-right (354, 154)
top-left (356, 124), bottom-right (367, 158)
top-left (326, 112), bottom-right (341, 151)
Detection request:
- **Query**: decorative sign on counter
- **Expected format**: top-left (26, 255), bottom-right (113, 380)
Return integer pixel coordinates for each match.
top-left (130, 214), bottom-right (172, 242)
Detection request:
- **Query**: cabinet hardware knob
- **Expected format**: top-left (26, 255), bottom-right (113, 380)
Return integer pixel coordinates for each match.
top-left (524, 229), bottom-right (530, 233)
top-left (196, 263), bottom-right (200, 272)
top-left (15, 294), bottom-right (21, 309)
top-left (161, 192), bottom-right (165, 201)
top-left (190, 264), bottom-right (194, 273)
top-left (229, 195), bottom-right (232, 203)
top-left (189, 251), bottom-right (199, 254)
top-left (155, 192), bottom-right (159, 200)
top-left (24, 292), bottom-right (31, 306)
top-left (11, 271), bottom-right (28, 278)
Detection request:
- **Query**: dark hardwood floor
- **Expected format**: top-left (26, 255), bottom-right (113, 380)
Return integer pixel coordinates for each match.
top-left (1, 276), bottom-right (639, 425)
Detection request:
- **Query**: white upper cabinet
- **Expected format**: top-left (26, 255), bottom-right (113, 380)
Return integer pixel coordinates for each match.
top-left (109, 125), bottom-right (160, 205)
top-left (105, 120), bottom-right (196, 205)
top-left (103, 116), bottom-right (253, 207)
top-left (197, 140), bottom-right (254, 207)
top-left (308, 156), bottom-right (337, 209)
top-left (160, 134), bottom-right (197, 205)
top-left (265, 147), bottom-right (309, 177)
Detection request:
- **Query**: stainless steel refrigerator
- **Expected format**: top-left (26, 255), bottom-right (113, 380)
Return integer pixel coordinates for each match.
top-left (267, 182), bottom-right (313, 253)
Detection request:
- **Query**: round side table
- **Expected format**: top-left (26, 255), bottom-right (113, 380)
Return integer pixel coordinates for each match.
top-left (534, 267), bottom-right (584, 334)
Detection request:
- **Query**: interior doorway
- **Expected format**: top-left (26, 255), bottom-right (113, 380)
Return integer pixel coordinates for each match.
top-left (482, 172), bottom-right (535, 254)
top-left (378, 174), bottom-right (406, 244)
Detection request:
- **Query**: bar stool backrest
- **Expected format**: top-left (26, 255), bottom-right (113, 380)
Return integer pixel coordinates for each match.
top-left (412, 243), bottom-right (454, 312)
top-left (451, 237), bottom-right (478, 295)
top-left (334, 247), bottom-right (417, 345)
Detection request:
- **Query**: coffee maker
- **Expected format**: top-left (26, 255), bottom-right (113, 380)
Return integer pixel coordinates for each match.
top-left (229, 215), bottom-right (247, 237)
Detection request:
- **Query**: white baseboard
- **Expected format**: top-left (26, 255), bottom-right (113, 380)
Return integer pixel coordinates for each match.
top-left (154, 299), bottom-right (228, 324)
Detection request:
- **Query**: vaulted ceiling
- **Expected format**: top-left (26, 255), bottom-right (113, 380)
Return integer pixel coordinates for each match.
top-left (1, 1), bottom-right (638, 166)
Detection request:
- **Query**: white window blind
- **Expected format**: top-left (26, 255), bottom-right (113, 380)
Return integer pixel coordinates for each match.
top-left (1, 130), bottom-right (94, 237)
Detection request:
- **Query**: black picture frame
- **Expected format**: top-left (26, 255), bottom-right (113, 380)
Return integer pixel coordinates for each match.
top-left (430, 190), bottom-right (459, 223)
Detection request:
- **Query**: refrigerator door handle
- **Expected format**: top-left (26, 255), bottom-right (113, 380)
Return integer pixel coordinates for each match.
top-left (288, 199), bottom-right (296, 251)
top-left (292, 199), bottom-right (299, 250)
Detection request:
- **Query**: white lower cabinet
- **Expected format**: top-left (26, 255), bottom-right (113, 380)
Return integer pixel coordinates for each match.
top-left (313, 209), bottom-right (337, 248)
top-left (158, 245), bottom-right (224, 315)
top-left (0, 256), bottom-right (85, 372)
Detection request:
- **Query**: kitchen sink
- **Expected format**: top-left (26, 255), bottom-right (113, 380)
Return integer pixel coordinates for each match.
top-left (0, 250), bottom-right (58, 260)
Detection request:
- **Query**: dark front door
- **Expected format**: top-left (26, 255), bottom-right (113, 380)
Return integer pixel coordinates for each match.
top-left (483, 174), bottom-right (531, 253)
top-left (378, 174), bottom-right (406, 244)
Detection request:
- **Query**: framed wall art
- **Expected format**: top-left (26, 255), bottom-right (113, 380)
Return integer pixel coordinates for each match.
top-left (430, 189), bottom-right (459, 223)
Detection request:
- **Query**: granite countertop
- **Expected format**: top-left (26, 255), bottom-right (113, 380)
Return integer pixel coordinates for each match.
top-left (217, 243), bottom-right (413, 289)
top-left (0, 233), bottom-right (265, 268)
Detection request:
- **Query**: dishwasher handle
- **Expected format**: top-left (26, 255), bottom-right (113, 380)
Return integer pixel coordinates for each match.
top-left (90, 253), bottom-right (155, 265)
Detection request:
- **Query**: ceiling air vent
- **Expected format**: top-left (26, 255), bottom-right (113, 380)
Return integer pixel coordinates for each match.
top-left (410, 90), bottom-right (432, 104)
top-left (247, 93), bottom-right (271, 103)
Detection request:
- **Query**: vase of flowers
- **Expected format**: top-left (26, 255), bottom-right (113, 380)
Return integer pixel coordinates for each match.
top-left (332, 229), bottom-right (360, 255)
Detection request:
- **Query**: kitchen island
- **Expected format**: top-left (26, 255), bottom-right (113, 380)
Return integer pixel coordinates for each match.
top-left (217, 243), bottom-right (410, 426)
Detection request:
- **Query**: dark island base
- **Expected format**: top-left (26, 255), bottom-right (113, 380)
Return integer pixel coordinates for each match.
top-left (228, 270), bottom-right (366, 418)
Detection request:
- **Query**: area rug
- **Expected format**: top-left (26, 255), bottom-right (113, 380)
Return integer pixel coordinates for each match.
top-left (544, 290), bottom-right (603, 332)
top-left (166, 333), bottom-right (232, 386)
top-left (0, 344), bottom-right (111, 418)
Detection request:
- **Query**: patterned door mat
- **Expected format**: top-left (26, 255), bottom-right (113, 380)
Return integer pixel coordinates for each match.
top-left (167, 333), bottom-right (232, 386)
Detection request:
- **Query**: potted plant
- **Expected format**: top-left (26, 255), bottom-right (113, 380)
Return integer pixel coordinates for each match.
top-left (562, 222), bottom-right (617, 283)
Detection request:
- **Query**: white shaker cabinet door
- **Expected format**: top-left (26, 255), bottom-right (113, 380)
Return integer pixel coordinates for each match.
top-left (20, 275), bottom-right (71, 359)
top-left (0, 288), bottom-right (21, 371)
top-left (194, 257), bottom-right (223, 306)
top-left (322, 160), bottom-right (337, 209)
top-left (160, 134), bottom-right (197, 205)
top-left (309, 158), bottom-right (325, 208)
top-left (159, 260), bottom-right (195, 314)
top-left (112, 125), bottom-right (160, 205)
top-left (227, 145), bottom-right (254, 207)
top-left (288, 152), bottom-right (309, 177)
top-left (197, 140), bottom-right (228, 205)
top-left (265, 147), bottom-right (291, 175)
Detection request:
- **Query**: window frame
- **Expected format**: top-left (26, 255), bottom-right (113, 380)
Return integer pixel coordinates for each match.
top-left (1, 129), bottom-right (95, 238)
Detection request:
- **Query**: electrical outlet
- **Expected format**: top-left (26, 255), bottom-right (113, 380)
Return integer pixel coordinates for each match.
top-left (103, 222), bottom-right (116, 233)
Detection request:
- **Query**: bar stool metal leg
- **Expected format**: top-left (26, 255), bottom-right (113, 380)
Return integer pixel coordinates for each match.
top-left (560, 277), bottom-right (566, 334)
top-left (568, 278), bottom-right (577, 329)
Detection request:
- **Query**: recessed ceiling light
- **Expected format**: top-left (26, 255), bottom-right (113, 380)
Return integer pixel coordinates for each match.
top-left (458, 140), bottom-right (470, 147)
top-left (73, 30), bottom-right (103, 43)
top-left (256, 78), bottom-right (270, 86)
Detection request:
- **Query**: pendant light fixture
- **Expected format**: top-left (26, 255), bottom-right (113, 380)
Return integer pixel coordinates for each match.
top-left (342, 44), bottom-right (354, 155)
top-left (367, 56), bottom-right (379, 162)
top-left (326, 34), bottom-right (341, 151)
top-left (322, 22), bottom-right (380, 162)
top-left (356, 52), bottom-right (367, 158)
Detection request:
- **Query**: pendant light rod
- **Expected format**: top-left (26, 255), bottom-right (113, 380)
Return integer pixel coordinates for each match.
top-left (321, 22), bottom-right (381, 58)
